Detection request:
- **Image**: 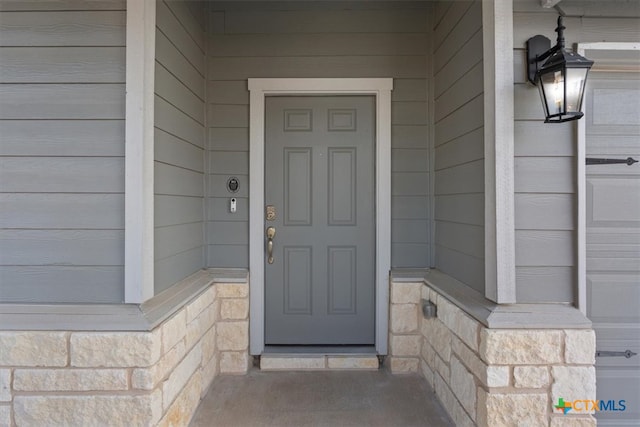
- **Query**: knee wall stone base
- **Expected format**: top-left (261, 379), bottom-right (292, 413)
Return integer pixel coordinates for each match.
top-left (388, 280), bottom-right (596, 427)
top-left (0, 281), bottom-right (250, 427)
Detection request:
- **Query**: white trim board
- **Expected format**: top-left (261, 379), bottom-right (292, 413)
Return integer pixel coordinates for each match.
top-left (248, 78), bottom-right (393, 355)
top-left (576, 42), bottom-right (640, 315)
top-left (125, 0), bottom-right (156, 303)
top-left (482, 0), bottom-right (516, 303)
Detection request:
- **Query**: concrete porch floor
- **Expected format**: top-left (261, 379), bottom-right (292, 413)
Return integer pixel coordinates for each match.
top-left (190, 368), bottom-right (454, 427)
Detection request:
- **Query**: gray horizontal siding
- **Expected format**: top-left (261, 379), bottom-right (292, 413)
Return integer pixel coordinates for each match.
top-left (207, 245), bottom-right (247, 269)
top-left (155, 222), bottom-right (204, 261)
top-left (435, 128), bottom-right (484, 171)
top-left (207, 4), bottom-right (431, 269)
top-left (0, 47), bottom-right (125, 83)
top-left (432, 0), bottom-right (485, 294)
top-left (435, 194), bottom-right (484, 227)
top-left (0, 194), bottom-right (124, 229)
top-left (154, 0), bottom-right (206, 295)
top-left (156, 30), bottom-right (205, 96)
top-left (0, 158), bottom-right (124, 193)
top-left (434, 26), bottom-right (483, 99)
top-left (434, 95), bottom-right (484, 147)
top-left (157, 0), bottom-right (205, 74)
top-left (156, 129), bottom-right (205, 173)
top-left (511, 4), bottom-right (620, 303)
top-left (0, 267), bottom-right (124, 304)
top-left (512, 4), bottom-right (639, 303)
top-left (209, 56), bottom-right (428, 80)
top-left (155, 162), bottom-right (204, 197)
top-left (156, 195), bottom-right (204, 228)
top-left (0, 84), bottom-right (124, 119)
top-left (516, 267), bottom-right (574, 303)
top-left (392, 125), bottom-right (429, 149)
top-left (216, 8), bottom-right (430, 34)
top-left (1, 230), bottom-right (123, 266)
top-left (392, 173), bottom-right (430, 196)
top-left (208, 127), bottom-right (249, 151)
top-left (0, 120), bottom-right (125, 157)
top-left (0, 10), bottom-right (125, 46)
top-left (0, 1), bottom-right (125, 11)
top-left (0, 2), bottom-right (126, 303)
top-left (209, 33), bottom-right (428, 57)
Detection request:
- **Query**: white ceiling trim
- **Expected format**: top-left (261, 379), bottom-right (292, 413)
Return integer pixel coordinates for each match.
top-left (541, 0), bottom-right (563, 8)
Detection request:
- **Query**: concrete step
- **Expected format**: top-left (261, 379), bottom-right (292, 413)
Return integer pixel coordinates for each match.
top-left (260, 354), bottom-right (380, 371)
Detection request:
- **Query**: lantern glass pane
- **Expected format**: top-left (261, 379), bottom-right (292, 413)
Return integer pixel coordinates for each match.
top-left (540, 69), bottom-right (565, 116)
top-left (565, 67), bottom-right (589, 113)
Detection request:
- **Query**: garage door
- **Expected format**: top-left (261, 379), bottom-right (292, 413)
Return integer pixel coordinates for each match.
top-left (585, 50), bottom-right (640, 425)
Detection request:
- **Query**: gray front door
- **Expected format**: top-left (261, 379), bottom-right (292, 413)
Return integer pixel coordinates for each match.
top-left (585, 61), bottom-right (640, 424)
top-left (264, 96), bottom-right (375, 345)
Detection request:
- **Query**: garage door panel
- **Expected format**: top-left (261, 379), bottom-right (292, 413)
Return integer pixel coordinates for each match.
top-left (587, 178), bottom-right (640, 224)
top-left (591, 88), bottom-right (640, 126)
top-left (587, 258), bottom-right (640, 272)
top-left (586, 135), bottom-right (638, 154)
top-left (596, 370), bottom-right (640, 425)
top-left (586, 161), bottom-right (640, 176)
top-left (587, 244), bottom-right (640, 258)
top-left (586, 80), bottom-right (640, 137)
top-left (588, 276), bottom-right (640, 323)
top-left (594, 324), bottom-right (640, 342)
top-left (587, 229), bottom-right (640, 245)
top-left (586, 65), bottom-right (640, 424)
top-left (587, 244), bottom-right (640, 267)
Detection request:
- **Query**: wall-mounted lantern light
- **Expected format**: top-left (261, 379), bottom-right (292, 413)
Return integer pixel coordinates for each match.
top-left (527, 16), bottom-right (594, 123)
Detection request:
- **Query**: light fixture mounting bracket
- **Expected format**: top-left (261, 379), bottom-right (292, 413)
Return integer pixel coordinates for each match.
top-left (527, 35), bottom-right (551, 84)
top-left (527, 16), bottom-right (566, 84)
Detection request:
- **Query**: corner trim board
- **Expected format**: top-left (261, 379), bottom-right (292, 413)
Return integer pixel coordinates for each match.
top-left (125, 0), bottom-right (156, 303)
top-left (482, 0), bottom-right (516, 303)
top-left (248, 78), bottom-right (393, 355)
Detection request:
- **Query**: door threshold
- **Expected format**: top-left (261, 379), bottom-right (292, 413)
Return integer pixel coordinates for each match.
top-left (263, 345), bottom-right (376, 355)
top-left (259, 347), bottom-right (381, 371)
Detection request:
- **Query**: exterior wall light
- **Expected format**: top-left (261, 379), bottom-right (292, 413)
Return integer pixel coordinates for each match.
top-left (527, 16), bottom-right (594, 123)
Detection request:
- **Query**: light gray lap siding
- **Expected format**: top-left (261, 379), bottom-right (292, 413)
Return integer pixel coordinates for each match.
top-left (206, 2), bottom-right (431, 269)
top-left (432, 0), bottom-right (485, 294)
top-left (0, 1), bottom-right (126, 303)
top-left (154, 0), bottom-right (207, 294)
top-left (512, 2), bottom-right (639, 303)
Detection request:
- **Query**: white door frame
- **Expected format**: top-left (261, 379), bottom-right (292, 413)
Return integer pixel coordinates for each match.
top-left (576, 43), bottom-right (640, 315)
top-left (248, 78), bottom-right (393, 355)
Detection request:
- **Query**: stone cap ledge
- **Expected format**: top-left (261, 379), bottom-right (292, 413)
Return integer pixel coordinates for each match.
top-left (390, 269), bottom-right (591, 330)
top-left (0, 268), bottom-right (249, 332)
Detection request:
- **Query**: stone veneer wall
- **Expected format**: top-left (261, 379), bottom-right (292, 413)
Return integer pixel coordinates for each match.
top-left (0, 282), bottom-right (249, 426)
top-left (388, 280), bottom-right (597, 427)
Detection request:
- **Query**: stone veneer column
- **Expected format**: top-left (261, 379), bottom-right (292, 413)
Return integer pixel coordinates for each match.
top-left (388, 280), bottom-right (597, 427)
top-left (388, 282), bottom-right (422, 373)
top-left (0, 280), bottom-right (250, 427)
top-left (216, 283), bottom-right (250, 374)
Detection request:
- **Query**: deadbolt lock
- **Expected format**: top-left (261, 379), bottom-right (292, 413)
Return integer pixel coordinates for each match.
top-left (266, 205), bottom-right (276, 221)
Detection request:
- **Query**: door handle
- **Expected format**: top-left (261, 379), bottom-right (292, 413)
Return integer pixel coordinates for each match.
top-left (266, 226), bottom-right (276, 264)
